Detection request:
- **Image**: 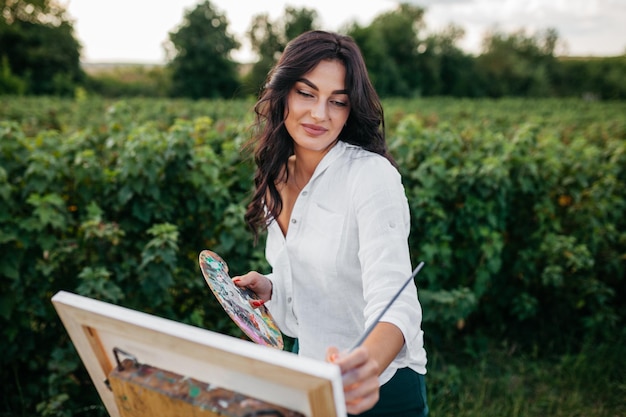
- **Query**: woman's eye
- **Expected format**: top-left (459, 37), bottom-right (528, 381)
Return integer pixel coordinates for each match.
top-left (297, 90), bottom-right (314, 98)
top-left (331, 99), bottom-right (348, 107)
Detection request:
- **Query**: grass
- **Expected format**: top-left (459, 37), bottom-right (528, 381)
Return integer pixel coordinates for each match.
top-left (427, 339), bottom-right (626, 417)
top-left (6, 339), bottom-right (624, 417)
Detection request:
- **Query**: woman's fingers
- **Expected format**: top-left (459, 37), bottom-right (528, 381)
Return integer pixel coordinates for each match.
top-left (345, 378), bottom-right (380, 415)
top-left (231, 272), bottom-right (253, 287)
top-left (249, 299), bottom-right (266, 308)
top-left (326, 346), bottom-right (341, 364)
top-left (326, 346), bottom-right (381, 414)
top-left (231, 271), bottom-right (272, 302)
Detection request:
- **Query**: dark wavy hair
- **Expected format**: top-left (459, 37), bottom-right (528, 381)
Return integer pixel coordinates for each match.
top-left (244, 30), bottom-right (395, 241)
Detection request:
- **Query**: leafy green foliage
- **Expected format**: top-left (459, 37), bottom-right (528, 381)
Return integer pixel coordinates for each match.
top-left (0, 103), bottom-right (260, 415)
top-left (0, 55), bottom-right (26, 94)
top-left (0, 97), bottom-right (624, 416)
top-left (0, 0), bottom-right (83, 95)
top-left (415, 25), bottom-right (482, 97)
top-left (555, 56), bottom-right (626, 100)
top-left (84, 65), bottom-right (172, 98)
top-left (388, 99), bottom-right (626, 349)
top-left (345, 12), bottom-right (624, 100)
top-left (166, 0), bottom-right (240, 98)
top-left (347, 4), bottom-right (425, 97)
top-left (241, 6), bottom-right (319, 96)
top-left (477, 29), bottom-right (560, 97)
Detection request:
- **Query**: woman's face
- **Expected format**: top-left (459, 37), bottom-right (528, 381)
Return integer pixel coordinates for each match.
top-left (284, 59), bottom-right (350, 155)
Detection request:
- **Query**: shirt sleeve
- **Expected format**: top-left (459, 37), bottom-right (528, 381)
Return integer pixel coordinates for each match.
top-left (350, 155), bottom-right (423, 363)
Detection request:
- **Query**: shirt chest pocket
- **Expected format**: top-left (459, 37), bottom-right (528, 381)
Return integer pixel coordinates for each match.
top-left (299, 203), bottom-right (344, 270)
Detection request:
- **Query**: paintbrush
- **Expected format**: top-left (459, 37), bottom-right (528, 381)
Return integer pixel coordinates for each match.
top-left (349, 261), bottom-right (425, 351)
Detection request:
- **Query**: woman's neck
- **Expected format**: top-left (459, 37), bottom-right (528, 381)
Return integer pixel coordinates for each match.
top-left (292, 141), bottom-right (337, 184)
top-left (288, 155), bottom-right (312, 192)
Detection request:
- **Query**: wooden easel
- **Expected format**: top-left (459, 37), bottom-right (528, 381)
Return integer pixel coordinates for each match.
top-left (51, 291), bottom-right (346, 417)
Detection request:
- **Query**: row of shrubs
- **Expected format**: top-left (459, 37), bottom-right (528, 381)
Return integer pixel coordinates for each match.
top-left (0, 97), bottom-right (624, 415)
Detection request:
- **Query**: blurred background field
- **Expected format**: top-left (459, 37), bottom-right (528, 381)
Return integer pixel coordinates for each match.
top-left (2, 2), bottom-right (625, 100)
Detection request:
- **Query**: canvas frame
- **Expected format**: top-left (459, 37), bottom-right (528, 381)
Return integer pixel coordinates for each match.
top-left (51, 291), bottom-right (346, 417)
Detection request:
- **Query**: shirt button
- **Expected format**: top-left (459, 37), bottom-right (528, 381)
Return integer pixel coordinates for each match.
top-left (287, 297), bottom-right (292, 303)
top-left (291, 219), bottom-right (297, 224)
top-left (301, 191), bottom-right (308, 196)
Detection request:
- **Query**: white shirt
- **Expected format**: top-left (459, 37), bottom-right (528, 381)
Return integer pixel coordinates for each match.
top-left (264, 140), bottom-right (427, 384)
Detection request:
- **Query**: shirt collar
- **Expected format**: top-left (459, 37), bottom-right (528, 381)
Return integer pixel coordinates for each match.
top-left (308, 140), bottom-right (350, 183)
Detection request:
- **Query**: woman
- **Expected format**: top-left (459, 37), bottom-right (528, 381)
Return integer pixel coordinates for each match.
top-left (234, 30), bottom-right (428, 416)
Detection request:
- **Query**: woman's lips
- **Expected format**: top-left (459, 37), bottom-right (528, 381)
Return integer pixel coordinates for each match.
top-left (301, 123), bottom-right (328, 136)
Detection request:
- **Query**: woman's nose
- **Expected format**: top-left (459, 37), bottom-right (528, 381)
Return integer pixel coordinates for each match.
top-left (310, 100), bottom-right (327, 121)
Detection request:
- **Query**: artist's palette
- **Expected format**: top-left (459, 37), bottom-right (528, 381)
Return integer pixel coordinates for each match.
top-left (199, 250), bottom-right (283, 349)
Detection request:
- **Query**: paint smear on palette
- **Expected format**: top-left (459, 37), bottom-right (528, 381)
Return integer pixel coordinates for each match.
top-left (199, 250), bottom-right (283, 349)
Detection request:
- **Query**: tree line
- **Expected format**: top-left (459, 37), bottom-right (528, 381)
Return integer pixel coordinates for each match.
top-left (1, 0), bottom-right (625, 99)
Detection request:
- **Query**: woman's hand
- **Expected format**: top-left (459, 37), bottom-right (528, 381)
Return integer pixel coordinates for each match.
top-left (326, 322), bottom-right (405, 414)
top-left (232, 271), bottom-right (273, 306)
top-left (326, 346), bottom-right (381, 415)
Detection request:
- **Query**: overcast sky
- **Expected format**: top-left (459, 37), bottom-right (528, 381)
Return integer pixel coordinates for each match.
top-left (64, 0), bottom-right (626, 64)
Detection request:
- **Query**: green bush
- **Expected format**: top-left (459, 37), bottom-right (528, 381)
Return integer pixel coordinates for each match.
top-left (0, 56), bottom-right (26, 95)
top-left (0, 111), bottom-right (263, 415)
top-left (389, 105), bottom-right (625, 349)
top-left (84, 65), bottom-right (172, 98)
top-left (0, 97), bottom-right (624, 415)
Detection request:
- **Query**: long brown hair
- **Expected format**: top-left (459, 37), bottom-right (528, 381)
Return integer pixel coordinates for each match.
top-left (244, 30), bottom-right (394, 241)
